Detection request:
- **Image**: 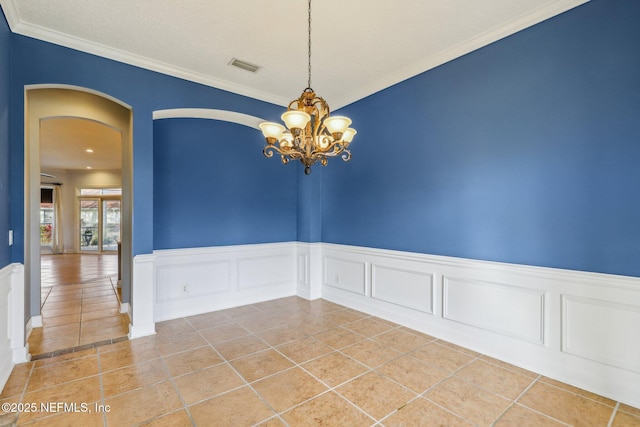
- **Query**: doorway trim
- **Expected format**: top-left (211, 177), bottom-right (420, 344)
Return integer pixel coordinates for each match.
top-left (24, 85), bottom-right (133, 338)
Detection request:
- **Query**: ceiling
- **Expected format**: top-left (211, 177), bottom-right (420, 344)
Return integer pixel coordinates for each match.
top-left (40, 117), bottom-right (122, 172)
top-left (2, 0), bottom-right (588, 172)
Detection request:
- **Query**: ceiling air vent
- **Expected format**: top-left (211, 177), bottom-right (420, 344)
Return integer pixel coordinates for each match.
top-left (229, 58), bottom-right (261, 73)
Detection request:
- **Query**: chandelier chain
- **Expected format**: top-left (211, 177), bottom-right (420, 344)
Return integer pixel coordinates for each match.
top-left (307, 0), bottom-right (312, 89)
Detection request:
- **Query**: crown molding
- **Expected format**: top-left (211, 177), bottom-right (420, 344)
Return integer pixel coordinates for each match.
top-left (3, 0), bottom-right (589, 110)
top-left (332, 0), bottom-right (590, 109)
top-left (2, 9), bottom-right (290, 107)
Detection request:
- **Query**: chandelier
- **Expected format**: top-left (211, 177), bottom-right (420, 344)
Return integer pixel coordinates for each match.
top-left (259, 0), bottom-right (357, 175)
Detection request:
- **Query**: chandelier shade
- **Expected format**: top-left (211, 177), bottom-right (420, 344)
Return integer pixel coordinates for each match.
top-left (259, 0), bottom-right (357, 175)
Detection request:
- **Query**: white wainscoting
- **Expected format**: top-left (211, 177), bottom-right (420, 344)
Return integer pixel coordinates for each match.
top-left (316, 243), bottom-right (640, 409)
top-left (153, 242), bottom-right (298, 322)
top-left (0, 263), bottom-right (28, 393)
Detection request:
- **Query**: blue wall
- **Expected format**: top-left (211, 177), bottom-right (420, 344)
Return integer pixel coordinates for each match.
top-left (153, 118), bottom-right (297, 249)
top-left (0, 11), bottom-right (10, 269)
top-left (8, 34), bottom-right (284, 262)
top-left (324, 0), bottom-right (640, 277)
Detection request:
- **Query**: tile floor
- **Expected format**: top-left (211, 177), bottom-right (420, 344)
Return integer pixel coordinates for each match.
top-left (2, 296), bottom-right (639, 426)
top-left (30, 254), bottom-right (129, 356)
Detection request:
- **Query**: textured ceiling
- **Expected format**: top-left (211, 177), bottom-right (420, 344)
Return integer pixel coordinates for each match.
top-left (2, 0), bottom-right (589, 172)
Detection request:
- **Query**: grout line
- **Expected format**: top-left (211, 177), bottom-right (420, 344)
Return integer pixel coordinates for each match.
top-left (607, 402), bottom-right (620, 427)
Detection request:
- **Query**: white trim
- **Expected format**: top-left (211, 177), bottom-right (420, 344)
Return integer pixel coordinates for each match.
top-left (129, 254), bottom-right (156, 339)
top-left (152, 108), bottom-right (264, 130)
top-left (24, 84), bottom-right (132, 109)
top-left (30, 315), bottom-right (42, 328)
top-left (11, 21), bottom-right (288, 107)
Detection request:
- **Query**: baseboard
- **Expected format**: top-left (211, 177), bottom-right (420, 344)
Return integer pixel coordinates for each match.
top-left (30, 315), bottom-right (43, 328)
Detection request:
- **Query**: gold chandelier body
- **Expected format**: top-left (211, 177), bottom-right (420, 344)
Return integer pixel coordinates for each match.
top-left (260, 88), bottom-right (356, 175)
top-left (259, 0), bottom-right (356, 175)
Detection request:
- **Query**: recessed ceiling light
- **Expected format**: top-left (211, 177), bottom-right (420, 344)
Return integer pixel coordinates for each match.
top-left (86, 166), bottom-right (92, 169)
top-left (86, 149), bottom-right (94, 153)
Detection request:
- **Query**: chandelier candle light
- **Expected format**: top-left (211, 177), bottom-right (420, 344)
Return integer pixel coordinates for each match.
top-left (259, 0), bottom-right (357, 175)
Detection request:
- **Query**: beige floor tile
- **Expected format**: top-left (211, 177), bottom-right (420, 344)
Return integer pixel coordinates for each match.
top-left (255, 417), bottom-right (287, 427)
top-left (26, 356), bottom-right (99, 392)
top-left (229, 349), bottom-right (294, 383)
top-left (153, 331), bottom-right (208, 357)
top-left (185, 311), bottom-right (232, 330)
top-left (99, 344), bottom-right (161, 372)
top-left (235, 313), bottom-right (290, 333)
top-left (282, 391), bottom-right (374, 427)
top-left (256, 325), bottom-right (307, 346)
top-left (155, 318), bottom-right (196, 338)
top-left (102, 359), bottom-right (168, 398)
top-left (410, 342), bottom-right (475, 373)
top-left (173, 363), bottom-right (244, 405)
top-left (425, 377), bottom-right (511, 426)
top-left (42, 313), bottom-right (81, 327)
top-left (18, 375), bottom-right (102, 424)
top-left (313, 327), bottom-right (364, 349)
top-left (302, 352), bottom-right (369, 387)
top-left (288, 316), bottom-right (336, 335)
top-left (31, 323), bottom-right (80, 341)
top-left (105, 381), bottom-right (182, 426)
top-left (18, 408), bottom-right (106, 426)
top-left (342, 317), bottom-right (396, 337)
top-left (34, 348), bottom-right (96, 368)
top-left (81, 307), bottom-right (121, 322)
top-left (612, 410), bottom-right (640, 427)
top-left (162, 346), bottom-right (224, 377)
top-left (0, 364), bottom-right (32, 398)
top-left (318, 309), bottom-right (367, 326)
top-left (341, 339), bottom-right (402, 368)
top-left (480, 355), bottom-right (538, 378)
top-left (138, 409), bottom-right (193, 426)
top-left (436, 340), bottom-right (482, 357)
top-left (276, 336), bottom-right (334, 364)
top-left (539, 376), bottom-right (617, 406)
top-left (252, 367), bottom-right (328, 413)
top-left (337, 371), bottom-right (416, 421)
top-left (518, 381), bottom-right (615, 426)
top-left (382, 397), bottom-right (473, 427)
top-left (455, 359), bottom-right (535, 399)
top-left (213, 335), bottom-right (269, 361)
top-left (373, 328), bottom-right (433, 353)
top-left (494, 404), bottom-right (567, 426)
top-left (199, 323), bottom-right (250, 344)
top-left (376, 354), bottom-right (449, 394)
top-left (189, 386), bottom-right (275, 426)
top-left (620, 404), bottom-right (640, 418)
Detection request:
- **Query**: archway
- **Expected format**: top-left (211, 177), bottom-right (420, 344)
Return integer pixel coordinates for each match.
top-left (25, 86), bottom-right (133, 346)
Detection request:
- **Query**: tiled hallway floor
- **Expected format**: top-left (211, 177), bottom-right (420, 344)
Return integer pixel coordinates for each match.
top-left (30, 254), bottom-right (129, 356)
top-left (3, 297), bottom-right (639, 426)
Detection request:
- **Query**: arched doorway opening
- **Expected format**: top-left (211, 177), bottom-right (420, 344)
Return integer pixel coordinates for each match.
top-left (25, 85), bottom-right (133, 354)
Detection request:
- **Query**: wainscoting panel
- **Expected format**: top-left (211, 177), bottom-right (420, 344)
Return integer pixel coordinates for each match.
top-left (562, 295), bottom-right (640, 374)
top-left (318, 243), bottom-right (640, 408)
top-left (443, 276), bottom-right (545, 344)
top-left (153, 242), bottom-right (297, 321)
top-left (238, 254), bottom-right (293, 290)
top-left (323, 257), bottom-right (366, 295)
top-left (0, 263), bottom-right (27, 394)
top-left (372, 264), bottom-right (434, 314)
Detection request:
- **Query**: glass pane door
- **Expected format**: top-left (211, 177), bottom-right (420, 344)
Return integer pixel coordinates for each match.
top-left (102, 200), bottom-right (121, 251)
top-left (80, 199), bottom-right (99, 251)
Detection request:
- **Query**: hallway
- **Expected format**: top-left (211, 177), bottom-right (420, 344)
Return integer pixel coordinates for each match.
top-left (30, 254), bottom-right (129, 357)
